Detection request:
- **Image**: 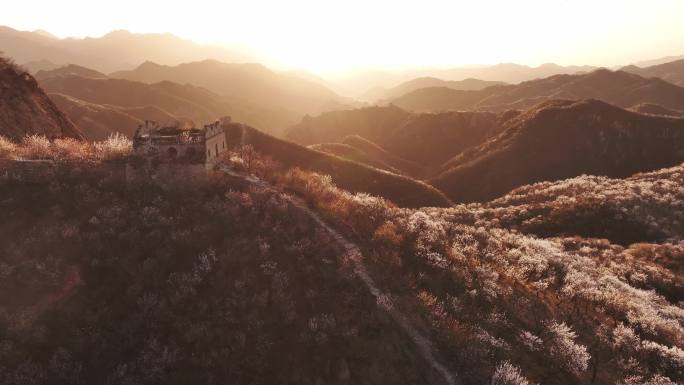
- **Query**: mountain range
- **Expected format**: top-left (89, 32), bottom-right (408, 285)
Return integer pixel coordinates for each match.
top-left (622, 58), bottom-right (684, 87)
top-left (391, 68), bottom-right (684, 113)
top-left (0, 26), bottom-right (251, 73)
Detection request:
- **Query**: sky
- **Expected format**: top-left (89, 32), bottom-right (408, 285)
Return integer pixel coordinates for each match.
top-left (2, 0), bottom-right (684, 75)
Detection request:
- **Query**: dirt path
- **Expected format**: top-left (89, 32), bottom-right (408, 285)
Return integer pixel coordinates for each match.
top-left (220, 165), bottom-right (459, 385)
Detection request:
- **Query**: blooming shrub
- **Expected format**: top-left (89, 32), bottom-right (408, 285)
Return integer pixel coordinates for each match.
top-left (0, 133), bottom-right (132, 161)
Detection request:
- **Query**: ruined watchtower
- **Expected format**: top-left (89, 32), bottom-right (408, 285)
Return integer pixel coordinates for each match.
top-left (127, 117), bottom-right (232, 182)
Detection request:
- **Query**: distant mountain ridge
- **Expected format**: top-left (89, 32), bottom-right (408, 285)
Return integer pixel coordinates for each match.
top-left (391, 69), bottom-right (684, 113)
top-left (622, 58), bottom-right (684, 87)
top-left (110, 60), bottom-right (354, 134)
top-left (0, 25), bottom-right (252, 73)
top-left (362, 77), bottom-right (505, 101)
top-left (39, 74), bottom-right (295, 139)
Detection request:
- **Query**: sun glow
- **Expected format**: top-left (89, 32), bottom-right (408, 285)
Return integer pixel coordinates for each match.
top-left (3, 0), bottom-right (684, 75)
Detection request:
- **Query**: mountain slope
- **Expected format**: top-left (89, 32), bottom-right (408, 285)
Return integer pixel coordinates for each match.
top-left (392, 69), bottom-right (684, 113)
top-left (0, 56), bottom-right (82, 141)
top-left (430, 99), bottom-right (684, 203)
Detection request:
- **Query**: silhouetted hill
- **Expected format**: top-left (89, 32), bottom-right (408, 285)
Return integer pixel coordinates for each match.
top-left (40, 75), bottom-right (294, 138)
top-left (430, 99), bottom-right (684, 203)
top-left (35, 64), bottom-right (107, 80)
top-left (286, 105), bottom-right (509, 169)
top-left (363, 77), bottom-right (505, 101)
top-left (622, 58), bottom-right (684, 87)
top-left (110, 60), bottom-right (353, 133)
top-left (0, 25), bottom-right (252, 73)
top-left (0, 56), bottom-right (82, 140)
top-left (226, 123), bottom-right (452, 207)
top-left (392, 69), bottom-right (684, 113)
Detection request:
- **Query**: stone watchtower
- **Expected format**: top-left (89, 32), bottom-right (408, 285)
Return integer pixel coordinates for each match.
top-left (127, 117), bottom-right (231, 182)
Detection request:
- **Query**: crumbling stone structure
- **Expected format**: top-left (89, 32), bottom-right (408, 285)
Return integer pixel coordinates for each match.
top-left (127, 117), bottom-right (231, 182)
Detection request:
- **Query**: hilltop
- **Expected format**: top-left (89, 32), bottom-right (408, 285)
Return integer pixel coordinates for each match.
top-left (0, 56), bottom-right (82, 141)
top-left (430, 99), bottom-right (684, 202)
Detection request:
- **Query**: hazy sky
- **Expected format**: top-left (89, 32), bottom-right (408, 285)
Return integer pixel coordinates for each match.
top-left (3, 0), bottom-right (684, 74)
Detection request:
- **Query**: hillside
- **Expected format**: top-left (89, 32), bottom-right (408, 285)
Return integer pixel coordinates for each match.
top-left (430, 99), bottom-right (684, 203)
top-left (363, 77), bottom-right (505, 102)
top-left (629, 103), bottom-right (684, 117)
top-left (2, 131), bottom-right (682, 385)
top-left (0, 166), bottom-right (440, 384)
top-left (110, 60), bottom-right (353, 132)
top-left (391, 69), bottom-right (684, 113)
top-left (341, 135), bottom-right (424, 177)
top-left (623, 58), bottom-right (684, 87)
top-left (1, 26), bottom-right (251, 73)
top-left (0, 56), bottom-right (82, 141)
top-left (286, 105), bottom-right (511, 169)
top-left (39, 75), bottom-right (294, 138)
top-left (225, 123), bottom-right (453, 208)
top-left (479, 164), bottom-right (684, 245)
top-left (308, 142), bottom-right (404, 175)
top-left (35, 64), bottom-right (107, 80)
top-left (276, 164), bottom-right (684, 385)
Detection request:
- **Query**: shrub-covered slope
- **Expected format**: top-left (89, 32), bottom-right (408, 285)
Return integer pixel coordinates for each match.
top-left (280, 166), bottom-right (684, 385)
top-left (0, 169), bottom-right (439, 384)
top-left (471, 164), bottom-right (684, 245)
